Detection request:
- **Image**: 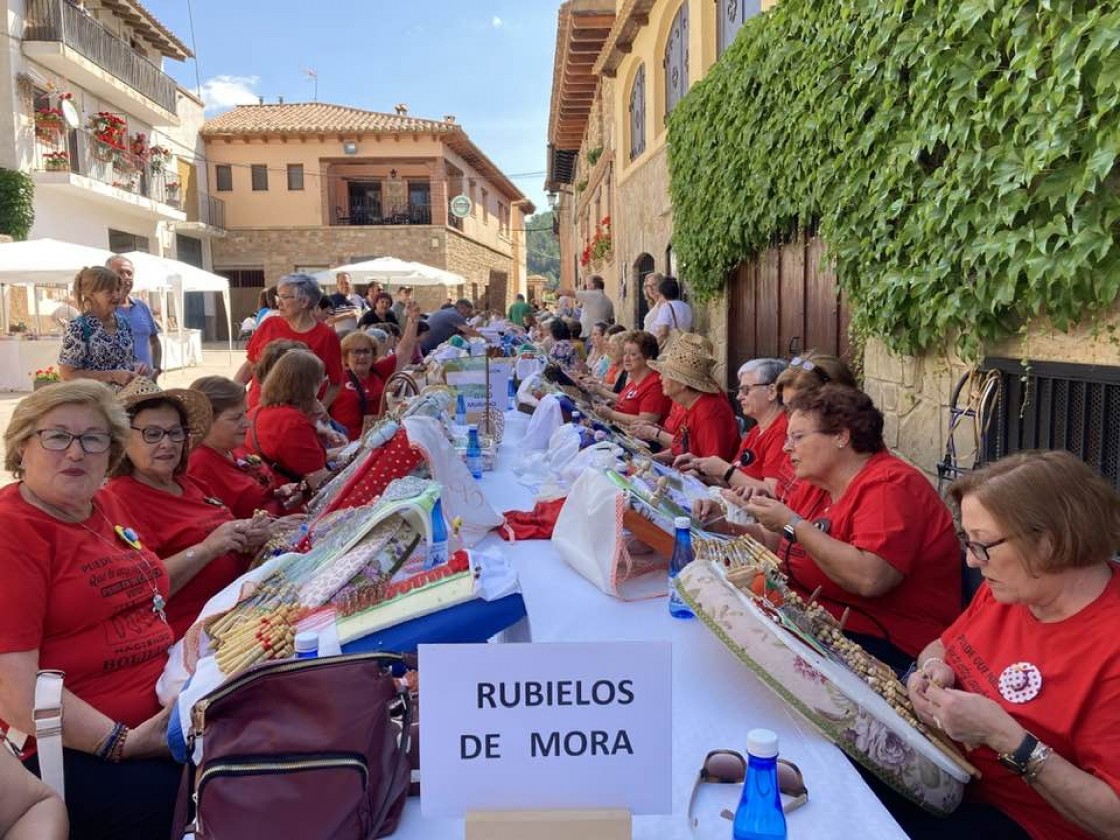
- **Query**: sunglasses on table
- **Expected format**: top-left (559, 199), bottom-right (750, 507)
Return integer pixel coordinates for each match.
top-left (687, 749), bottom-right (808, 828)
top-left (788, 356), bottom-right (831, 383)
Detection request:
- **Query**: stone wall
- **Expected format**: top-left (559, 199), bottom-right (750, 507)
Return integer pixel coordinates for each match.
top-left (445, 228), bottom-right (514, 311)
top-left (615, 145), bottom-right (674, 328)
top-left (862, 299), bottom-right (1120, 482)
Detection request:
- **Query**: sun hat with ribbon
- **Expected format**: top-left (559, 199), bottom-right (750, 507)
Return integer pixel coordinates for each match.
top-left (649, 332), bottom-right (722, 394)
top-left (115, 376), bottom-right (213, 444)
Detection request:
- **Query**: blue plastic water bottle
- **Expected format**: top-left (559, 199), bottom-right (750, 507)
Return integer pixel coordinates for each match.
top-left (668, 516), bottom-right (695, 619)
top-left (507, 376), bottom-right (516, 410)
top-left (425, 498), bottom-right (449, 569)
top-left (733, 729), bottom-right (788, 840)
top-left (466, 425), bottom-right (483, 479)
top-left (455, 392), bottom-right (466, 425)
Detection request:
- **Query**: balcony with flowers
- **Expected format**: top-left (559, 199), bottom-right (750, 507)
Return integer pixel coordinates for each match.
top-left (580, 215), bottom-right (613, 269)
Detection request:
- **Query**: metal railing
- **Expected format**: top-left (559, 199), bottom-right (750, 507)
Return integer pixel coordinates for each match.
top-left (197, 193), bottom-right (226, 229)
top-left (331, 202), bottom-right (434, 226)
top-left (24, 0), bottom-right (179, 114)
top-left (33, 128), bottom-right (180, 207)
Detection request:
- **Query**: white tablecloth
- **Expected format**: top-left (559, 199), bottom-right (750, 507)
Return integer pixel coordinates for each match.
top-left (159, 330), bottom-right (203, 370)
top-left (393, 412), bottom-right (907, 839)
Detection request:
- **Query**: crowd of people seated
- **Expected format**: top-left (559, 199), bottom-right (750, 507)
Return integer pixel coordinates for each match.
top-left (5, 266), bottom-right (1118, 839)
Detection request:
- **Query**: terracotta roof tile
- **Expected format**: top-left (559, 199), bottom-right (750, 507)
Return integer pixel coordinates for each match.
top-left (200, 103), bottom-right (459, 136)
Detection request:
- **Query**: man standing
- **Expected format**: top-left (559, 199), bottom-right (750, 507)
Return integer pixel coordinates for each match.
top-left (560, 275), bottom-right (615, 339)
top-left (107, 255), bottom-right (161, 380)
top-left (326, 272), bottom-right (366, 333)
top-left (507, 293), bottom-right (532, 326)
top-left (419, 298), bottom-right (482, 354)
top-left (391, 286), bottom-right (412, 323)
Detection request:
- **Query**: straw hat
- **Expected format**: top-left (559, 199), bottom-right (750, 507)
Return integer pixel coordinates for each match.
top-left (649, 332), bottom-right (721, 394)
top-left (116, 376), bottom-right (213, 443)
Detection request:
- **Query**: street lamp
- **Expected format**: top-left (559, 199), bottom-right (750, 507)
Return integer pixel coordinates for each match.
top-left (547, 191), bottom-right (558, 210)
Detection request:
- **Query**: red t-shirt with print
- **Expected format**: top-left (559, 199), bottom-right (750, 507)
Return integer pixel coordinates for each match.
top-left (941, 574), bottom-right (1120, 840)
top-left (0, 485), bottom-right (172, 740)
top-left (330, 356), bottom-right (396, 440)
top-left (107, 474), bottom-right (248, 640)
top-left (778, 450), bottom-right (961, 656)
top-left (734, 411), bottom-right (791, 483)
top-left (671, 392), bottom-right (740, 460)
top-left (614, 371), bottom-right (672, 423)
top-left (246, 317), bottom-right (343, 390)
top-left (188, 444), bottom-right (290, 519)
top-left (246, 405), bottom-right (326, 480)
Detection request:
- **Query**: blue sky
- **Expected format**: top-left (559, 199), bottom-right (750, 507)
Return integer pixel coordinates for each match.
top-left (145, 1), bottom-right (558, 211)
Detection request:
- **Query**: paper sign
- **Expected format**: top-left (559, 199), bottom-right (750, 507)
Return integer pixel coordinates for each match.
top-left (419, 641), bottom-right (672, 817)
top-left (444, 359), bottom-right (512, 424)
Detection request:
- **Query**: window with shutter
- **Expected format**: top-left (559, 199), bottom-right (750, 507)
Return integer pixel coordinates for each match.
top-left (716, 0), bottom-right (761, 56)
top-left (629, 64), bottom-right (646, 161)
top-left (664, 2), bottom-right (689, 119)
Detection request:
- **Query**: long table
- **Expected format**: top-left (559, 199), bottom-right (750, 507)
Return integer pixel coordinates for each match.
top-left (394, 411), bottom-right (907, 838)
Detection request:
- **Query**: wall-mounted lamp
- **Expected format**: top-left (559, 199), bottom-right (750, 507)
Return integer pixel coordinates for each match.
top-left (547, 191), bottom-right (558, 210)
top-left (342, 141), bottom-right (358, 155)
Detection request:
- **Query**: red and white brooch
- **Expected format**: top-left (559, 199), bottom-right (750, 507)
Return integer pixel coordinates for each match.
top-left (998, 662), bottom-right (1042, 704)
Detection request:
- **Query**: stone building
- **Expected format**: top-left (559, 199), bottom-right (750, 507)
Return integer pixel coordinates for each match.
top-left (546, 0), bottom-right (776, 382)
top-left (202, 103), bottom-right (534, 317)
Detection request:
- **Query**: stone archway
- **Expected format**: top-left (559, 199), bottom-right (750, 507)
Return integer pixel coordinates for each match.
top-left (633, 253), bottom-right (655, 329)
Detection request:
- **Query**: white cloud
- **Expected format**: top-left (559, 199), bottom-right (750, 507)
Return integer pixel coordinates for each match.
top-left (199, 74), bottom-right (261, 113)
top-left (491, 16), bottom-right (503, 28)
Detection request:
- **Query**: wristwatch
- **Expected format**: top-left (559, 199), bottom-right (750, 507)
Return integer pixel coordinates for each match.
top-left (782, 514), bottom-right (805, 543)
top-left (998, 732), bottom-right (1053, 782)
top-left (722, 465), bottom-right (737, 483)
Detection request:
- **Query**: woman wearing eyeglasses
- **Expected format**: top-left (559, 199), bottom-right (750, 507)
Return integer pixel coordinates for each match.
top-left (727, 384), bottom-right (961, 673)
top-left (237, 273), bottom-right (344, 409)
top-left (330, 303), bottom-right (421, 440)
top-left (0, 381), bottom-right (183, 838)
top-left (888, 451), bottom-right (1120, 840)
top-left (106, 379), bottom-right (271, 641)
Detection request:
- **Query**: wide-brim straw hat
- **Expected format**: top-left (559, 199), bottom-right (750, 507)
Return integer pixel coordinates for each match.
top-left (116, 376), bottom-right (213, 444)
top-left (649, 332), bottom-right (722, 394)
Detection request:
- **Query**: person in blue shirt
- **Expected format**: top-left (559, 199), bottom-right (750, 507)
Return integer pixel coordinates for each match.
top-left (107, 255), bottom-right (162, 382)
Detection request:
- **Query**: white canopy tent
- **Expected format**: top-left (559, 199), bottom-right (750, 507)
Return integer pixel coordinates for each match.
top-left (120, 251), bottom-right (234, 355)
top-left (313, 257), bottom-right (465, 288)
top-left (0, 238), bottom-right (115, 330)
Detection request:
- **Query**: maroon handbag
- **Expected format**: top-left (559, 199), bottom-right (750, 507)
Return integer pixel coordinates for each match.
top-left (173, 653), bottom-right (412, 839)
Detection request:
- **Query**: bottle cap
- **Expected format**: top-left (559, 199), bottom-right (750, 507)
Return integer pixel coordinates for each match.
top-left (674, 516), bottom-right (691, 530)
top-left (294, 631), bottom-right (319, 654)
top-left (747, 728), bottom-right (779, 758)
top-left (468, 424), bottom-right (478, 432)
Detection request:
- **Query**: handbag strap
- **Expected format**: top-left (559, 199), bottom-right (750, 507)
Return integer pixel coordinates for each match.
top-left (347, 369), bottom-right (369, 418)
top-left (33, 670), bottom-right (66, 801)
top-left (669, 302), bottom-right (679, 329)
top-left (248, 412), bottom-right (303, 483)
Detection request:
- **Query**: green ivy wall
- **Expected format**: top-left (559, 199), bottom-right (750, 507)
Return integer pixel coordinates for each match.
top-left (667, 0), bottom-right (1120, 360)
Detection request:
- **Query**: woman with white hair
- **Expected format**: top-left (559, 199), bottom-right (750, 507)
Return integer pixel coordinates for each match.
top-left (236, 273), bottom-right (344, 407)
top-left (678, 357), bottom-right (791, 494)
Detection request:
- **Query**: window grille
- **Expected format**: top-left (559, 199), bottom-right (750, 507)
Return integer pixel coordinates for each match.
top-left (663, 3), bottom-right (689, 120)
top-left (629, 63), bottom-right (646, 161)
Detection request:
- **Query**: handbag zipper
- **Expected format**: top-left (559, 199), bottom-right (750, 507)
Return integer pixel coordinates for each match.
top-left (191, 652), bottom-right (405, 735)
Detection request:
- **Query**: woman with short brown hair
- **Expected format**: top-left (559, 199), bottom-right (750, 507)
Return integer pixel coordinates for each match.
top-left (600, 330), bottom-right (671, 425)
top-left (890, 450), bottom-right (1120, 839)
top-left (58, 267), bottom-right (143, 387)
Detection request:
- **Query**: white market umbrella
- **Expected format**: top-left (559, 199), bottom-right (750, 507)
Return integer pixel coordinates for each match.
top-left (121, 251), bottom-right (234, 355)
top-left (314, 257), bottom-right (460, 288)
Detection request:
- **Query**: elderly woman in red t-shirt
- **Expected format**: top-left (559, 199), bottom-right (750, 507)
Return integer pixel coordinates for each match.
top-left (237, 273), bottom-right (344, 408)
top-left (246, 349), bottom-right (339, 492)
top-left (887, 451), bottom-right (1120, 840)
top-left (187, 376), bottom-right (303, 518)
top-left (599, 330), bottom-right (672, 426)
top-left (106, 379), bottom-right (271, 640)
top-left (330, 301), bottom-right (421, 439)
top-left (0, 381), bottom-right (182, 838)
top-left (678, 357), bottom-right (789, 491)
top-left (726, 385), bottom-right (961, 673)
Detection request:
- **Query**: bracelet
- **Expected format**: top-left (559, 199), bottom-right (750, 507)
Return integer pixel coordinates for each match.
top-left (1024, 744), bottom-right (1054, 784)
top-left (722, 465), bottom-right (737, 483)
top-left (97, 721), bottom-right (129, 762)
top-left (920, 657), bottom-right (946, 673)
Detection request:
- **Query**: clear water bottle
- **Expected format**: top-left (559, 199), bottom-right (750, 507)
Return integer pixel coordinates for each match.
top-left (466, 424), bottom-right (483, 479)
top-left (667, 515), bottom-right (695, 619)
top-left (294, 631), bottom-right (319, 660)
top-left (507, 376), bottom-right (516, 410)
top-left (425, 498), bottom-right (449, 569)
top-left (733, 729), bottom-right (788, 840)
top-left (455, 392), bottom-right (467, 425)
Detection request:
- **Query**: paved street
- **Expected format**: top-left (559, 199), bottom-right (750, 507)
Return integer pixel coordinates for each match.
top-left (0, 346), bottom-right (244, 487)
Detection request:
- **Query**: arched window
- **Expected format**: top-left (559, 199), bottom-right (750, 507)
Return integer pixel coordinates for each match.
top-left (663, 2), bottom-right (689, 120)
top-left (629, 64), bottom-right (646, 161)
top-left (717, 0), bottom-right (761, 56)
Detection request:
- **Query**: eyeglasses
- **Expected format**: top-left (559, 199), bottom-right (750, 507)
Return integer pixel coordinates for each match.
top-left (687, 749), bottom-right (808, 827)
top-left (348, 348), bottom-right (374, 356)
top-left (958, 531), bottom-right (1012, 564)
top-left (131, 425), bottom-right (187, 444)
top-left (738, 381), bottom-right (773, 395)
top-left (785, 429), bottom-right (827, 447)
top-left (789, 356), bottom-right (831, 383)
top-left (277, 294), bottom-right (297, 302)
top-left (34, 429), bottom-right (112, 454)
